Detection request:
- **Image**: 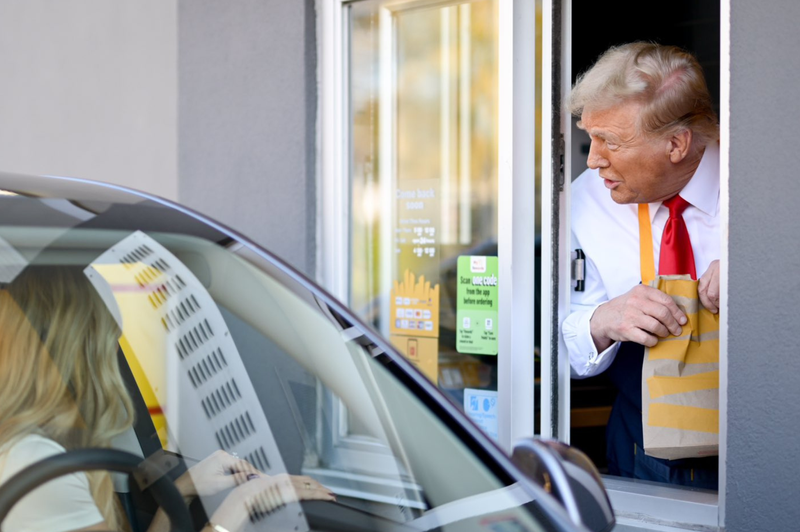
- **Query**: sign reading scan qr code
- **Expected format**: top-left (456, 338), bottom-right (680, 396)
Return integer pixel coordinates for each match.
top-left (456, 256), bottom-right (498, 355)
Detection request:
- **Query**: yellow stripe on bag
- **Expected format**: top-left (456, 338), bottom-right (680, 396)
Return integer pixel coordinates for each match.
top-left (649, 338), bottom-right (719, 363)
top-left (649, 403), bottom-right (719, 434)
top-left (647, 338), bottom-right (688, 361)
top-left (699, 308), bottom-right (720, 332)
top-left (685, 309), bottom-right (721, 335)
top-left (647, 370), bottom-right (719, 399)
top-left (685, 339), bottom-right (719, 364)
top-left (656, 278), bottom-right (698, 299)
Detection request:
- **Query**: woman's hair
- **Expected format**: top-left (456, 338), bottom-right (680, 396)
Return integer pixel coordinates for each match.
top-left (0, 266), bottom-right (135, 530)
top-left (569, 42), bottom-right (719, 147)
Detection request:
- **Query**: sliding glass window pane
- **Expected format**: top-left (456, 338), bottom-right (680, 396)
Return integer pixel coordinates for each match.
top-left (349, 0), bottom-right (499, 416)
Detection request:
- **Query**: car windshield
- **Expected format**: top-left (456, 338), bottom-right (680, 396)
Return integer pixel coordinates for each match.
top-left (0, 189), bottom-right (558, 532)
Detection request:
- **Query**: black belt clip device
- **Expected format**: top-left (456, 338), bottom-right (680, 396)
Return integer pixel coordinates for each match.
top-left (572, 249), bottom-right (586, 292)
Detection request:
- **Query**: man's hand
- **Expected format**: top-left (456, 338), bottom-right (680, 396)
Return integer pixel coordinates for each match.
top-left (698, 260), bottom-right (720, 313)
top-left (590, 284), bottom-right (687, 351)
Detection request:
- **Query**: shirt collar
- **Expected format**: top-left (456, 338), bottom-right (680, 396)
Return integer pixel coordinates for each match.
top-left (648, 142), bottom-right (720, 220)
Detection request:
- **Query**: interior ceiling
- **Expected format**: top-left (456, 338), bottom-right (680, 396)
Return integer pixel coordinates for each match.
top-left (571, 0), bottom-right (721, 113)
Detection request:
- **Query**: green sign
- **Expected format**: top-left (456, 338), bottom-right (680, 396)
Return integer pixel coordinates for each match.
top-left (456, 256), bottom-right (498, 355)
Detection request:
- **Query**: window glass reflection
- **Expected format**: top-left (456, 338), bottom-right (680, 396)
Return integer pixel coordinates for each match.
top-left (349, 0), bottom-right (500, 412)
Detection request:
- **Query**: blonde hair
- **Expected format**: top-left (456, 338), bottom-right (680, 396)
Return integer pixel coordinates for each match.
top-left (569, 42), bottom-right (719, 147)
top-left (0, 266), bottom-right (134, 530)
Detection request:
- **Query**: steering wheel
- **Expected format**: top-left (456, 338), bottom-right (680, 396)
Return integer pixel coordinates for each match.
top-left (0, 448), bottom-right (193, 532)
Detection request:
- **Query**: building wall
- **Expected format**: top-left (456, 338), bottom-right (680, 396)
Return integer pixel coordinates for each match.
top-left (0, 0), bottom-right (317, 276)
top-left (177, 0), bottom-right (317, 276)
top-left (727, 0), bottom-right (800, 529)
top-left (0, 0), bottom-right (178, 200)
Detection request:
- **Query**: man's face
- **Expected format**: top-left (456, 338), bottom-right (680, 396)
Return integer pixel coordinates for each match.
top-left (580, 102), bottom-right (678, 204)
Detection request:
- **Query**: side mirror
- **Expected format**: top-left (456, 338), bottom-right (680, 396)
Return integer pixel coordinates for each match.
top-left (512, 438), bottom-right (614, 532)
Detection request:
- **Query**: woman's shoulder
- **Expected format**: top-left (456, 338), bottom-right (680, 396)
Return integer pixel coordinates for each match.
top-left (3, 433), bottom-right (66, 455)
top-left (0, 434), bottom-right (67, 479)
top-left (0, 436), bottom-right (105, 532)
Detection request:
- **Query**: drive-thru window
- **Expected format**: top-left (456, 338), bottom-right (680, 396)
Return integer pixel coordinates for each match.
top-left (319, 1), bottom-right (727, 530)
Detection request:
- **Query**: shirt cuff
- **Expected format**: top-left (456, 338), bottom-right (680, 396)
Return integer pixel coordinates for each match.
top-left (563, 305), bottom-right (620, 378)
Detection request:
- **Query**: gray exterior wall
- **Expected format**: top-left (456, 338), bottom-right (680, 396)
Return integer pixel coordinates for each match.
top-left (0, 1), bottom-right (317, 276)
top-left (0, 1), bottom-right (178, 200)
top-left (727, 1), bottom-right (800, 530)
top-left (177, 0), bottom-right (317, 276)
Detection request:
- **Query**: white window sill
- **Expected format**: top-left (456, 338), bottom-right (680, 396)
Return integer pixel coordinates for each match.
top-left (603, 476), bottom-right (718, 531)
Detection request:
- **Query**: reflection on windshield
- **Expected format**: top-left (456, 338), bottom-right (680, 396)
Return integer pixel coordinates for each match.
top-left (0, 224), bottom-right (548, 532)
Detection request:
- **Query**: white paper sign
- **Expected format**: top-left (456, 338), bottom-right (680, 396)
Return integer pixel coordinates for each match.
top-left (464, 388), bottom-right (498, 440)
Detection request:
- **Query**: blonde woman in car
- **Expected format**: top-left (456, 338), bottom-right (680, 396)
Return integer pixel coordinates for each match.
top-left (0, 267), bottom-right (332, 532)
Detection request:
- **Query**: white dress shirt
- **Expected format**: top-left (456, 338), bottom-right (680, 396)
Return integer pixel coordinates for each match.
top-left (563, 143), bottom-right (720, 378)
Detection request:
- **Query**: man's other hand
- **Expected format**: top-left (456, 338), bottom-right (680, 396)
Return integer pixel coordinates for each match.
top-left (590, 284), bottom-right (687, 351)
top-left (698, 260), bottom-right (720, 313)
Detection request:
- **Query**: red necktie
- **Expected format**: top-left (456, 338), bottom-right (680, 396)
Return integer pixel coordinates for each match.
top-left (659, 195), bottom-right (697, 280)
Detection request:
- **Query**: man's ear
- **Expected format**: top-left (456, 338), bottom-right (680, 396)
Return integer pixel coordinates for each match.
top-left (667, 129), bottom-right (693, 163)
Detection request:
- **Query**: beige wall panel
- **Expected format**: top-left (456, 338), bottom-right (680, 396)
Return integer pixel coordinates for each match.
top-left (0, 0), bottom-right (177, 199)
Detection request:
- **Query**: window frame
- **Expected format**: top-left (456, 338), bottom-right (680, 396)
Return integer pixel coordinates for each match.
top-left (538, 0), bottom-right (730, 529)
top-left (320, 0), bottom-right (730, 528)
top-left (319, 0), bottom-right (538, 454)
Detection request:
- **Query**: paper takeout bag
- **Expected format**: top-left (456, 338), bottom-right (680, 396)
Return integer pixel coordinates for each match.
top-left (642, 275), bottom-right (719, 460)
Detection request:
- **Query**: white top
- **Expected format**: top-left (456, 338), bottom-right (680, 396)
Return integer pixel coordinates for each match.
top-left (0, 435), bottom-right (104, 532)
top-left (563, 143), bottom-right (721, 378)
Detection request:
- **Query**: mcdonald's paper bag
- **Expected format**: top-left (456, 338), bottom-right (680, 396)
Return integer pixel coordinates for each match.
top-left (642, 275), bottom-right (719, 460)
